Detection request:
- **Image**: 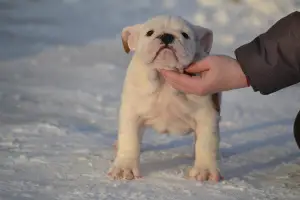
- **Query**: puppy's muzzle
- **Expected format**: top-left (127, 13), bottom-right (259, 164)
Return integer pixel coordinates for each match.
top-left (157, 33), bottom-right (175, 45)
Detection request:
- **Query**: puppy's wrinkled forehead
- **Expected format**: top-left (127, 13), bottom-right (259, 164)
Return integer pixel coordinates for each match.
top-left (121, 15), bottom-right (213, 56)
top-left (143, 15), bottom-right (194, 34)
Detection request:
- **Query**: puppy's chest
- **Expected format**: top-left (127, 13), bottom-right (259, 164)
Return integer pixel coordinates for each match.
top-left (142, 88), bottom-right (196, 134)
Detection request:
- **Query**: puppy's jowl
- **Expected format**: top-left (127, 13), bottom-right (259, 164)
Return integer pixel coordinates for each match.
top-left (108, 15), bottom-right (222, 182)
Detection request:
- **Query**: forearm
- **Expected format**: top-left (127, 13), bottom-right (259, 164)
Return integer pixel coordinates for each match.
top-left (234, 11), bottom-right (300, 95)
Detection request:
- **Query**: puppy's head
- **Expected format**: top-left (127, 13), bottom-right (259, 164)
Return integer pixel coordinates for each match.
top-left (121, 15), bottom-right (213, 72)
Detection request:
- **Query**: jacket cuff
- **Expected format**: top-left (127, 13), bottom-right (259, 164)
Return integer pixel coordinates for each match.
top-left (234, 37), bottom-right (268, 94)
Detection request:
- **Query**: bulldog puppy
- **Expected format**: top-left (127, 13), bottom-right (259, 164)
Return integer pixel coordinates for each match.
top-left (108, 15), bottom-right (222, 182)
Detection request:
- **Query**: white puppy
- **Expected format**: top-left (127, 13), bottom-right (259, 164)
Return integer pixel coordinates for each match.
top-left (108, 15), bottom-right (222, 182)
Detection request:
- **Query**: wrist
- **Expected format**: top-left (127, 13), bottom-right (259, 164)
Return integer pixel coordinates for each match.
top-left (245, 75), bottom-right (250, 87)
top-left (231, 57), bottom-right (250, 88)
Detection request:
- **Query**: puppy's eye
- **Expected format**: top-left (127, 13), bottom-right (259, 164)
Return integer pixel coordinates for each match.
top-left (181, 32), bottom-right (190, 39)
top-left (146, 30), bottom-right (154, 37)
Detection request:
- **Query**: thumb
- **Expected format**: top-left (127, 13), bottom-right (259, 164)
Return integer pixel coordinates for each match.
top-left (185, 59), bottom-right (210, 73)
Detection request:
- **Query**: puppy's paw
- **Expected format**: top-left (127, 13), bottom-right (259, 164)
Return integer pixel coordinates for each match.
top-left (108, 157), bottom-right (141, 180)
top-left (186, 166), bottom-right (222, 182)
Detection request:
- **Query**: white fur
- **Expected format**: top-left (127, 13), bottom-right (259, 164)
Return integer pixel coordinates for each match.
top-left (108, 15), bottom-right (221, 181)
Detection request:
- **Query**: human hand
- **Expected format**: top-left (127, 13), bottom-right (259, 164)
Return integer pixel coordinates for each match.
top-left (159, 55), bottom-right (250, 95)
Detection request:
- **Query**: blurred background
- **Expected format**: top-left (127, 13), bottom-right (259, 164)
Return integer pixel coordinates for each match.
top-left (0, 0), bottom-right (299, 60)
top-left (0, 1), bottom-right (300, 200)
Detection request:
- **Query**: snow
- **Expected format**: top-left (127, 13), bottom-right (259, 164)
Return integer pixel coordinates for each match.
top-left (0, 0), bottom-right (300, 199)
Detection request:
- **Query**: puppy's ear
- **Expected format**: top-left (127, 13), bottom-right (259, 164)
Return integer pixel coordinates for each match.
top-left (121, 24), bottom-right (141, 53)
top-left (193, 25), bottom-right (213, 58)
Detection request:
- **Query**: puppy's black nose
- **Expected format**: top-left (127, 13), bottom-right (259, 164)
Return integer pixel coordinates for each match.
top-left (158, 33), bottom-right (174, 45)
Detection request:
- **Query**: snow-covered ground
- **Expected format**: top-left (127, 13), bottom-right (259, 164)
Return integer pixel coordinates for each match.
top-left (0, 0), bottom-right (300, 199)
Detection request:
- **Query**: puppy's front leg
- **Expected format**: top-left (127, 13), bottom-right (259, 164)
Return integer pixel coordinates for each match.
top-left (108, 104), bottom-right (144, 180)
top-left (188, 109), bottom-right (222, 182)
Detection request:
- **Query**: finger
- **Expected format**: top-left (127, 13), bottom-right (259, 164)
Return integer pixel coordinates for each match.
top-left (165, 73), bottom-right (205, 91)
top-left (161, 70), bottom-right (196, 85)
top-left (160, 69), bottom-right (183, 79)
top-left (185, 59), bottom-right (210, 73)
top-left (160, 70), bottom-right (209, 95)
top-left (172, 78), bottom-right (211, 96)
top-left (165, 79), bottom-right (200, 94)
